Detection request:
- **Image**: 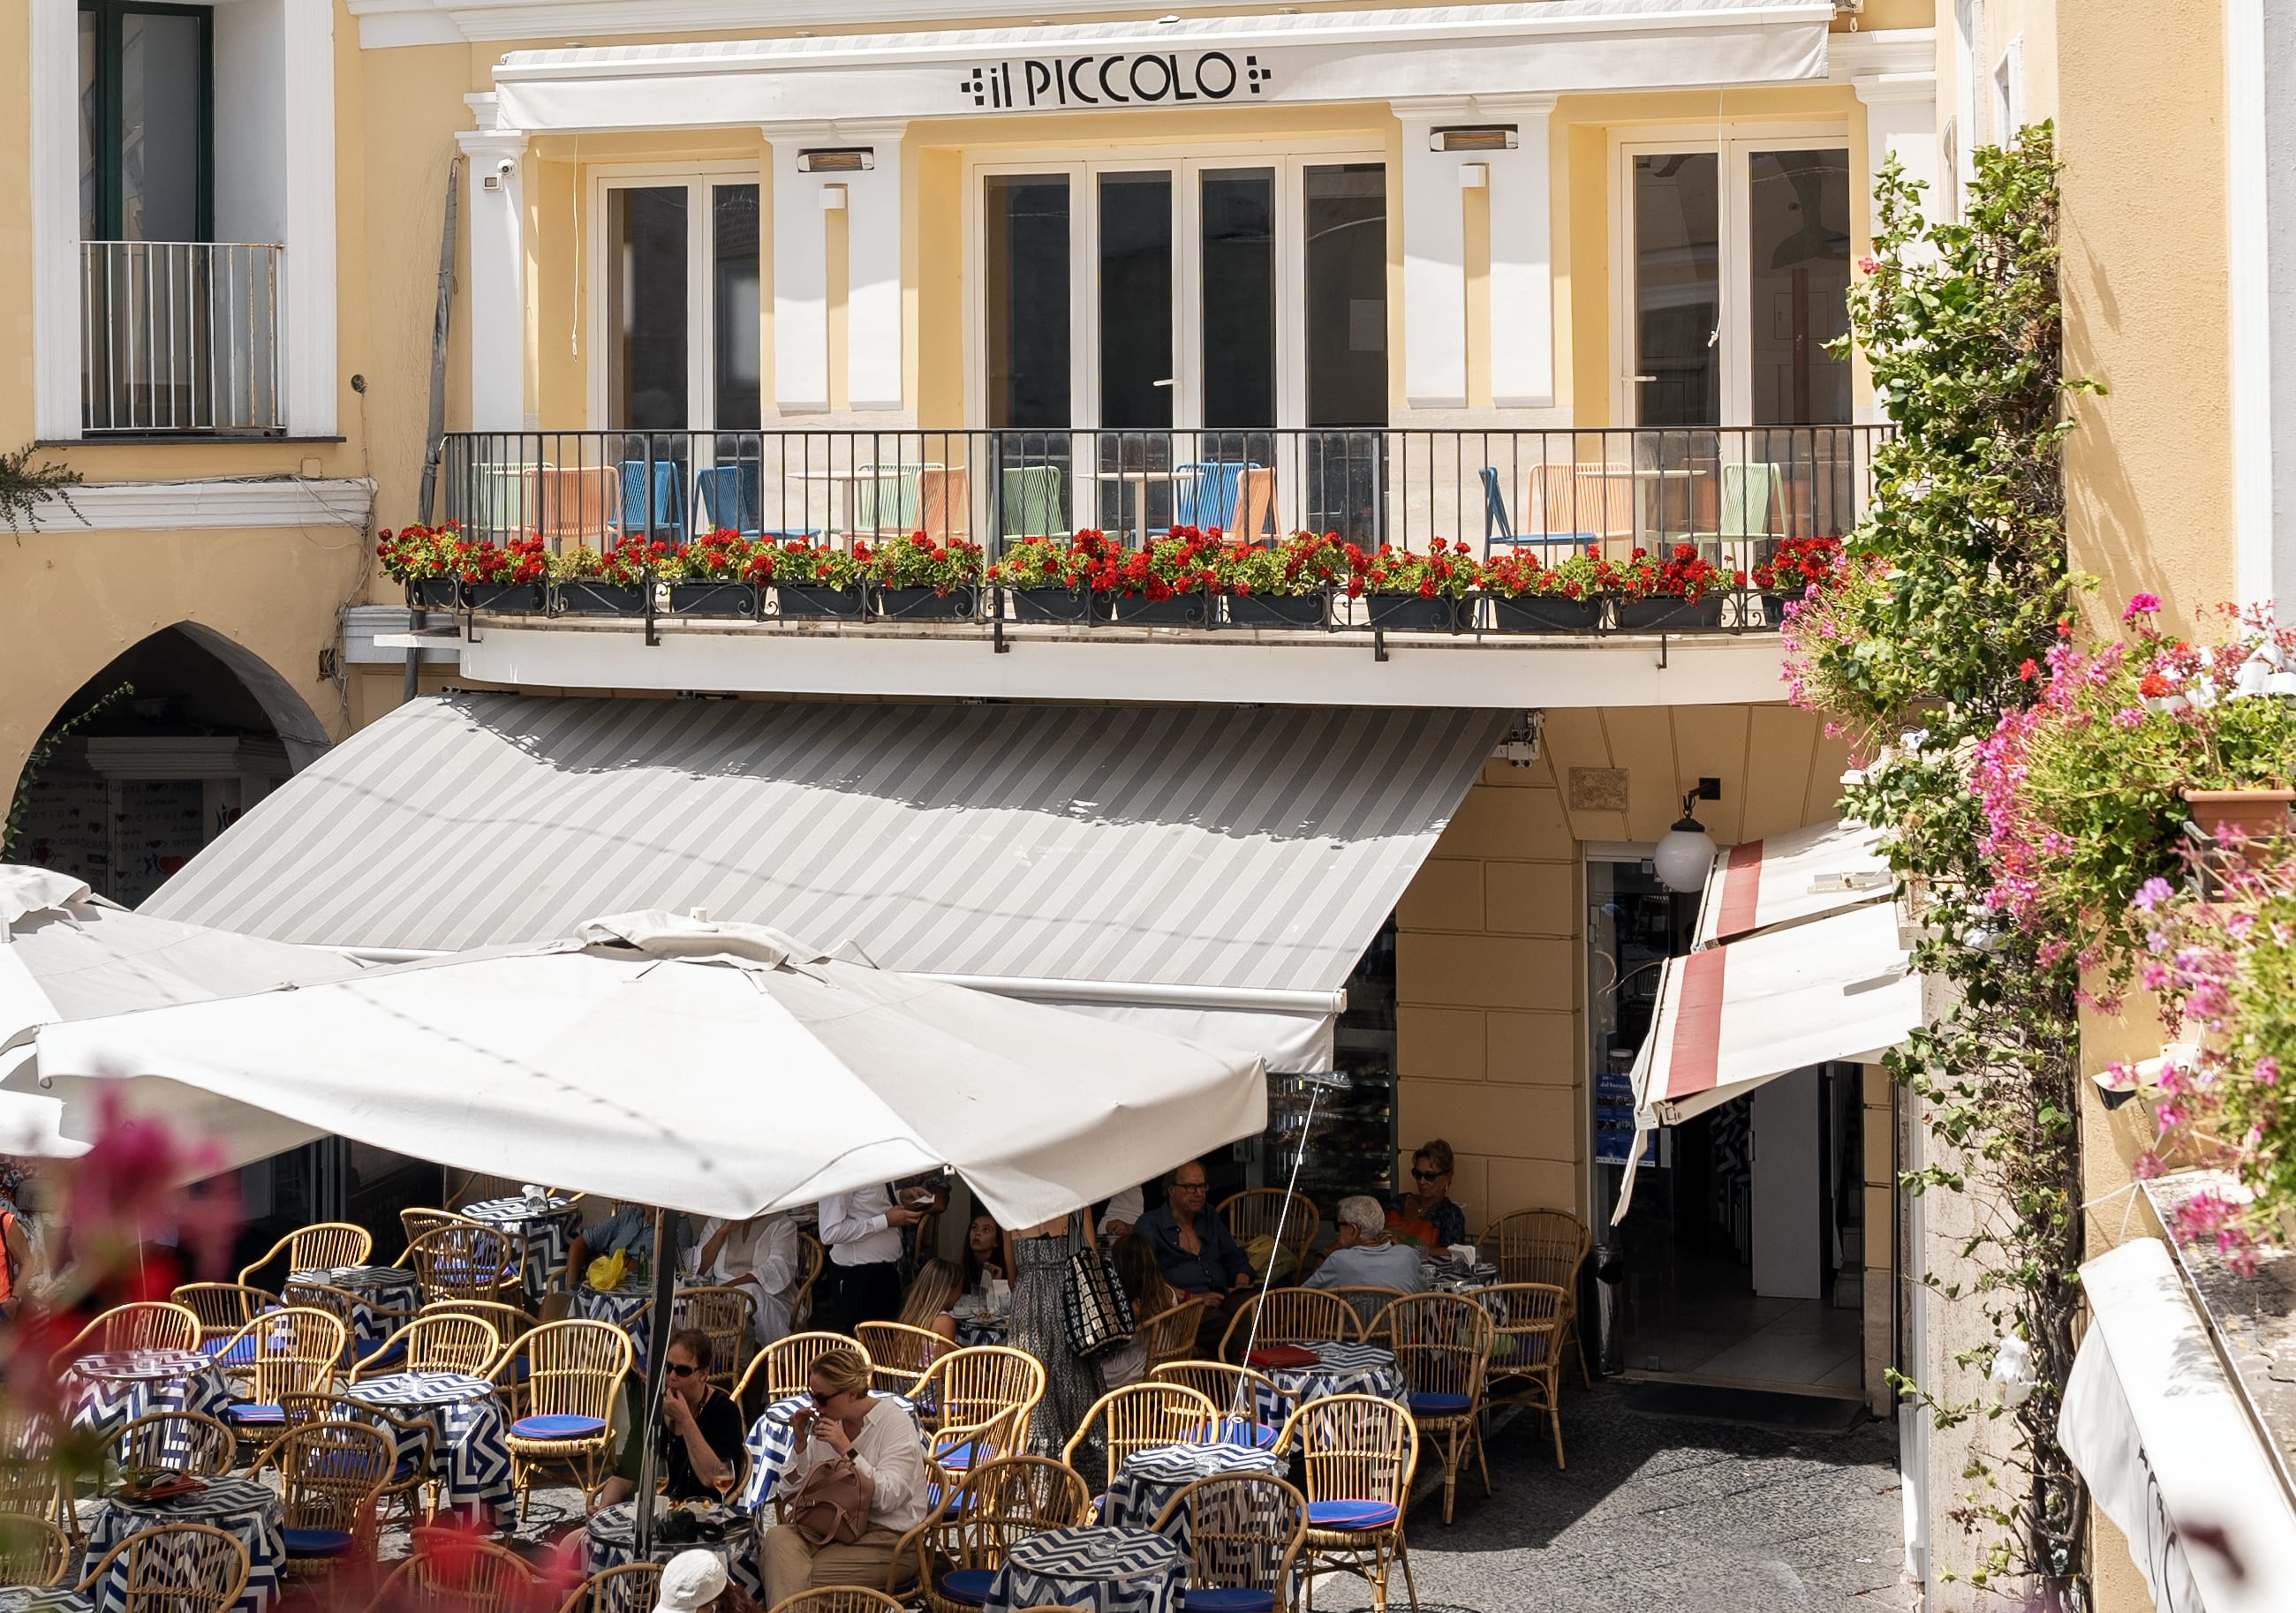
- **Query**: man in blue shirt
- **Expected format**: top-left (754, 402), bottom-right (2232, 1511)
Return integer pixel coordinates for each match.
top-left (1136, 1161), bottom-right (1255, 1333)
top-left (1306, 1196), bottom-right (1429, 1294)
top-left (565, 1202), bottom-right (693, 1290)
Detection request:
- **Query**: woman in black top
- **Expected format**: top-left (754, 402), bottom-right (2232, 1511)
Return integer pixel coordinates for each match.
top-left (596, 1328), bottom-right (746, 1507)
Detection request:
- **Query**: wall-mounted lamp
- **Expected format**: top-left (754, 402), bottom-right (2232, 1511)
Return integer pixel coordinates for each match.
top-left (1431, 125), bottom-right (1517, 153)
top-left (1653, 778), bottom-right (1722, 893)
top-left (797, 148), bottom-right (873, 174)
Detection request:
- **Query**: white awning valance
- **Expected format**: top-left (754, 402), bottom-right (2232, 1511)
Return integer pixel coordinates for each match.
top-left (489, 0), bottom-right (1833, 131)
top-left (1691, 816), bottom-right (1891, 949)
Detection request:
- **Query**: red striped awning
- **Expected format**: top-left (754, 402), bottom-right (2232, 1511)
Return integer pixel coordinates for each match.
top-left (1692, 818), bottom-right (1890, 950)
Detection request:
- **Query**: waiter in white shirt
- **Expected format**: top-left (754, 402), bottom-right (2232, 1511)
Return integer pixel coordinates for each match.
top-left (816, 1183), bottom-right (924, 1330)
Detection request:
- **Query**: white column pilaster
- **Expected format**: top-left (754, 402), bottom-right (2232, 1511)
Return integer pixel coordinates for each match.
top-left (839, 122), bottom-right (908, 412)
top-left (1482, 96), bottom-right (1558, 409)
top-left (281, 0), bottom-right (339, 436)
top-left (1392, 99), bottom-right (1474, 411)
top-left (457, 96), bottom-right (530, 433)
top-left (1850, 71), bottom-right (1938, 424)
top-left (767, 127), bottom-right (834, 415)
top-left (30, 0), bottom-right (78, 440)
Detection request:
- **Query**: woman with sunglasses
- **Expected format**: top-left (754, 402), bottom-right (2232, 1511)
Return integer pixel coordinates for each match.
top-left (594, 1328), bottom-right (746, 1509)
top-left (762, 1345), bottom-right (930, 1602)
top-left (1389, 1138), bottom-right (1470, 1253)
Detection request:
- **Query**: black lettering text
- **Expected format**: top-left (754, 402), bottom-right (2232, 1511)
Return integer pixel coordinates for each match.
top-left (1195, 52), bottom-right (1238, 99)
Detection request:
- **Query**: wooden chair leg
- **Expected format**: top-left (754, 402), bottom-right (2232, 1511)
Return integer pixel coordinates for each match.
top-left (1396, 1533), bottom-right (1419, 1613)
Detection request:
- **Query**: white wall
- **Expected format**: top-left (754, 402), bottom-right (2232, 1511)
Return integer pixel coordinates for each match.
top-left (213, 0), bottom-right (286, 244)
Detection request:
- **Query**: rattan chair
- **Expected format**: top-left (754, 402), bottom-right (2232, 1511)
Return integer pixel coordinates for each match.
top-left (1323, 1286), bottom-right (1410, 1342)
top-left (910, 1345), bottom-right (1045, 1477)
top-left (1374, 1292), bottom-right (1495, 1524)
top-left (1476, 1282), bottom-right (1567, 1467)
top-left (238, 1222), bottom-right (374, 1288)
top-left (1061, 1382), bottom-right (1216, 1480)
top-left (1481, 1208), bottom-right (1592, 1385)
top-left (555, 1561), bottom-right (663, 1613)
top-left (1134, 1296), bottom-right (1209, 1372)
top-left (253, 1418), bottom-right (393, 1571)
top-left (1149, 1472), bottom-right (1308, 1612)
top-left (404, 1223), bottom-right (523, 1307)
top-left (358, 1311), bottom-right (502, 1381)
top-left (790, 1232), bottom-right (827, 1327)
top-left (73, 1520), bottom-right (250, 1612)
top-left (855, 1320), bottom-right (945, 1398)
top-left (170, 1283), bottom-right (282, 1347)
top-left (49, 1300), bottom-right (202, 1368)
top-left (1277, 1392), bottom-right (1419, 1613)
top-left (1218, 1288), bottom-right (1361, 1361)
top-left (0, 1410), bottom-right (71, 1548)
top-left (735, 1330), bottom-right (869, 1410)
top-left (674, 1284), bottom-right (757, 1390)
top-left (1218, 1188), bottom-right (1320, 1284)
top-left (113, 1410), bottom-right (236, 1478)
top-left (213, 1306), bottom-right (349, 1435)
top-left (1148, 1360), bottom-right (1287, 1450)
top-left (361, 1526), bottom-right (540, 1612)
top-left (280, 1276), bottom-right (414, 1371)
top-left (397, 1208), bottom-right (486, 1263)
top-left (278, 1394), bottom-right (438, 1523)
top-left (419, 1297), bottom-right (538, 1362)
top-left (906, 1455), bottom-right (1091, 1613)
top-left (492, 1317), bottom-right (631, 1516)
top-left (0, 1511), bottom-right (73, 1587)
top-left (769, 1593), bottom-right (908, 1613)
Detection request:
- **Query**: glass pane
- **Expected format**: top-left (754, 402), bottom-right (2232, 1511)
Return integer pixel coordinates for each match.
top-left (119, 11), bottom-right (202, 242)
top-left (1748, 149), bottom-right (1852, 425)
top-left (79, 10), bottom-right (98, 240)
top-left (985, 174), bottom-right (1071, 429)
top-left (1304, 163), bottom-right (1387, 427)
top-left (1201, 168), bottom-right (1274, 430)
top-left (1632, 152), bottom-right (1720, 426)
top-left (608, 185), bottom-right (689, 431)
top-left (712, 184), bottom-right (760, 430)
top-left (1099, 171), bottom-right (1172, 430)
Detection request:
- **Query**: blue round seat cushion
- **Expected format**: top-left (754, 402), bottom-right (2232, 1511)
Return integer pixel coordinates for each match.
top-left (281, 1527), bottom-right (356, 1557)
top-left (510, 1413), bottom-right (606, 1440)
top-left (935, 1568), bottom-right (998, 1606)
top-left (1307, 1499), bottom-right (1400, 1531)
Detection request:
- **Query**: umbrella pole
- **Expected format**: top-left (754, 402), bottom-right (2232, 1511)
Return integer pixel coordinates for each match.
top-left (632, 1213), bottom-right (673, 1555)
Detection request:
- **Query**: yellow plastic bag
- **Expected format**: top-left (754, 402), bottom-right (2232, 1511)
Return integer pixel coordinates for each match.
top-left (586, 1248), bottom-right (627, 1293)
top-left (1243, 1232), bottom-right (1298, 1286)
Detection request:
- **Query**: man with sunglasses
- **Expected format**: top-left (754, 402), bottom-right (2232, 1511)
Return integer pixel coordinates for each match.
top-left (596, 1328), bottom-right (745, 1509)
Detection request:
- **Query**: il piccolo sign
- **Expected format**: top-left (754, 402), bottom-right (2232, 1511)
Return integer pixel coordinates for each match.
top-left (960, 50), bottom-right (1274, 110)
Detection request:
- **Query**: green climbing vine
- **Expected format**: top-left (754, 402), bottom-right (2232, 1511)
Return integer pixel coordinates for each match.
top-left (0, 442), bottom-right (82, 532)
top-left (2, 685), bottom-right (134, 863)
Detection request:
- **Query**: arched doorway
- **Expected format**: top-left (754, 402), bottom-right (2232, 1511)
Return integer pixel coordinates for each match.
top-left (3, 623), bottom-right (327, 906)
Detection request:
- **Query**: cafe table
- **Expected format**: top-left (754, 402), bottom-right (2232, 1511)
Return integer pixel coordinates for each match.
top-left (284, 1264), bottom-right (421, 1351)
top-left (460, 1195), bottom-right (584, 1301)
top-left (59, 1350), bottom-right (235, 1442)
top-left (1248, 1341), bottom-right (1406, 1427)
top-left (83, 1476), bottom-right (285, 1613)
top-left (1102, 1438), bottom-right (1286, 1556)
top-left (340, 1369), bottom-right (513, 1520)
top-left (585, 1500), bottom-right (760, 1600)
top-left (0, 1592), bottom-right (92, 1612)
top-left (985, 1525), bottom-right (1185, 1613)
top-left (570, 1285), bottom-right (653, 1368)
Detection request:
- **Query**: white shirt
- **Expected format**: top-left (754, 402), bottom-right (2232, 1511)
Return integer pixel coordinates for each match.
top-left (701, 1213), bottom-right (801, 1344)
top-left (817, 1187), bottom-right (904, 1269)
top-left (1102, 1184), bottom-right (1144, 1232)
top-left (774, 1397), bottom-right (932, 1534)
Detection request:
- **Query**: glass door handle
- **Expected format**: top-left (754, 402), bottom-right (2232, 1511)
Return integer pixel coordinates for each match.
top-left (1628, 374), bottom-right (1658, 383)
top-left (1152, 378), bottom-right (1175, 388)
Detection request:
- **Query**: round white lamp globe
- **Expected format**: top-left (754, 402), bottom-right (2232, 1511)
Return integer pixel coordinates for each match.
top-left (1653, 814), bottom-right (1718, 893)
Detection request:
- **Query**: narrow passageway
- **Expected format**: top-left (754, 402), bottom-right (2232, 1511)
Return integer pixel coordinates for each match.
top-left (1312, 1385), bottom-right (1911, 1613)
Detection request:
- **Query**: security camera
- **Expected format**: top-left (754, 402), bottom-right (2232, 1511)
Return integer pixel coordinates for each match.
top-left (495, 157), bottom-right (517, 177)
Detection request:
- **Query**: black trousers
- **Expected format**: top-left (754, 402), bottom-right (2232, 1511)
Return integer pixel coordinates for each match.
top-left (825, 1259), bottom-right (904, 1333)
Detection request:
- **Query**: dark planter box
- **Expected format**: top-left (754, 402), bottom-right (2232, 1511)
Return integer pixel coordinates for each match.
top-left (464, 582), bottom-right (547, 614)
top-left (1760, 592), bottom-right (1793, 627)
top-left (554, 579), bottom-right (649, 617)
top-left (1007, 586), bottom-right (1092, 624)
top-left (1225, 592), bottom-right (1327, 629)
top-left (1093, 591), bottom-right (1214, 627)
top-left (773, 583), bottom-right (867, 621)
top-left (405, 577), bottom-right (462, 610)
top-left (1482, 593), bottom-right (1605, 633)
top-left (1364, 592), bottom-right (1459, 632)
top-left (1614, 594), bottom-right (1729, 631)
top-left (666, 581), bottom-right (759, 619)
top-left (875, 584), bottom-right (978, 622)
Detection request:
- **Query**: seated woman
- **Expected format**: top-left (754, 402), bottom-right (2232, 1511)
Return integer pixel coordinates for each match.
top-left (761, 1345), bottom-right (931, 1602)
top-left (1095, 1232), bottom-right (1176, 1391)
top-left (695, 1210), bottom-right (803, 1347)
top-left (593, 1330), bottom-right (745, 1509)
top-left (895, 1258), bottom-right (963, 1345)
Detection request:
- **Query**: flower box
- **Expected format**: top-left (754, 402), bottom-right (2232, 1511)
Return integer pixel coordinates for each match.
top-left (554, 579), bottom-right (649, 617)
top-left (1225, 592), bottom-right (1327, 629)
top-left (464, 582), bottom-right (548, 614)
top-left (405, 577), bottom-right (462, 611)
top-left (1481, 594), bottom-right (1604, 634)
top-left (773, 583), bottom-right (867, 622)
top-left (1007, 586), bottom-right (1093, 624)
top-left (1760, 593), bottom-right (1794, 627)
top-left (1613, 594), bottom-right (1727, 631)
top-left (664, 581), bottom-right (759, 619)
top-left (1092, 591), bottom-right (1214, 627)
top-left (1363, 592), bottom-right (1459, 632)
top-left (874, 584), bottom-right (978, 622)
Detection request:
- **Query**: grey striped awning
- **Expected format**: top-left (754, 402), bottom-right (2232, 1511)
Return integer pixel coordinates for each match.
top-left (146, 693), bottom-right (1505, 1015)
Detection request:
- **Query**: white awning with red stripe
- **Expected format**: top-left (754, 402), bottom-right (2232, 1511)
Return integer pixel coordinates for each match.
top-left (1692, 818), bottom-right (1891, 950)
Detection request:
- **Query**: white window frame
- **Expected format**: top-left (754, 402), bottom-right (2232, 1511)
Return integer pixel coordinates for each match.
top-left (962, 138), bottom-right (1381, 431)
top-left (1607, 121), bottom-right (1853, 427)
top-left (1992, 34), bottom-right (2026, 147)
top-left (585, 160), bottom-right (764, 432)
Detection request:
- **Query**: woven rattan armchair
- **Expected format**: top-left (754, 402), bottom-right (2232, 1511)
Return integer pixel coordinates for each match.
top-left (1475, 1281), bottom-right (1567, 1466)
top-left (910, 1345), bottom-right (1044, 1478)
top-left (213, 1306), bottom-right (349, 1436)
top-left (238, 1222), bottom-right (374, 1287)
top-left (278, 1393), bottom-right (438, 1523)
top-left (854, 1320), bottom-right (944, 1398)
top-left (49, 1301), bottom-right (201, 1369)
top-left (1277, 1392), bottom-right (1419, 1613)
top-left (734, 1330), bottom-right (864, 1410)
top-left (1134, 1296), bottom-right (1209, 1372)
top-left (170, 1283), bottom-right (281, 1347)
top-left (397, 1208), bottom-right (486, 1263)
top-left (0, 1511), bottom-right (73, 1587)
top-left (674, 1285), bottom-right (757, 1390)
top-left (492, 1318), bottom-right (631, 1517)
top-left (1060, 1382), bottom-right (1216, 1478)
top-left (1217, 1188), bottom-right (1319, 1283)
top-left (1480, 1208), bottom-right (1592, 1385)
top-left (906, 1455), bottom-right (1091, 1613)
top-left (73, 1521), bottom-right (250, 1612)
top-left (1147, 1360), bottom-right (1286, 1450)
top-left (253, 1419), bottom-right (394, 1572)
top-left (404, 1223), bottom-right (523, 1307)
top-left (770, 1590), bottom-right (909, 1613)
top-left (113, 1410), bottom-right (236, 1478)
top-left (1218, 1288), bottom-right (1361, 1361)
top-left (358, 1311), bottom-right (502, 1381)
top-left (554, 1561), bottom-right (663, 1613)
top-left (361, 1526), bottom-right (540, 1612)
top-left (1149, 1472), bottom-right (1308, 1611)
top-left (1373, 1291), bottom-right (1495, 1523)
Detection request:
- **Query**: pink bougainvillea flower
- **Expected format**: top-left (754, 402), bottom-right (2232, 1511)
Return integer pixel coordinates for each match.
top-left (2122, 592), bottom-right (2163, 622)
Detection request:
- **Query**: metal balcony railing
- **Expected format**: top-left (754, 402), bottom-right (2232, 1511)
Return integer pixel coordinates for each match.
top-left (436, 426), bottom-right (1889, 570)
top-left (81, 241), bottom-right (283, 434)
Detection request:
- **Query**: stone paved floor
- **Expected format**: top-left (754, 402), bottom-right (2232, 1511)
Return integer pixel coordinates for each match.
top-left (1308, 1384), bottom-right (1915, 1613)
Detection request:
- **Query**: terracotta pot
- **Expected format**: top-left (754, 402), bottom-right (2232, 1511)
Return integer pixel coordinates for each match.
top-left (2181, 788), bottom-right (2296, 847)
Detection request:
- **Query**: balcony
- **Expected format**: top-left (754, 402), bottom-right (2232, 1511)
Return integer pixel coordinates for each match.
top-left (81, 241), bottom-right (283, 435)
top-left (423, 426), bottom-right (1887, 706)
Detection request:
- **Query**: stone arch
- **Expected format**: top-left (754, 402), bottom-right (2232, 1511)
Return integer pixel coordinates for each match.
top-left (169, 621), bottom-right (333, 772)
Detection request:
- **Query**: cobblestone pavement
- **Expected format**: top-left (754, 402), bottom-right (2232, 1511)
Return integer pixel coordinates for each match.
top-left (1307, 1384), bottom-right (1915, 1613)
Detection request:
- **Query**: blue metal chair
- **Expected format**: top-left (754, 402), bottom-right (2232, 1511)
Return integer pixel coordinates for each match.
top-left (617, 459), bottom-right (687, 546)
top-left (1176, 461), bottom-right (1250, 532)
top-left (1484, 464), bottom-right (1594, 561)
top-left (693, 464), bottom-right (760, 538)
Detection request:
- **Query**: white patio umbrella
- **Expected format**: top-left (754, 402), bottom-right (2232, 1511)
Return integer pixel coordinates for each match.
top-left (0, 864), bottom-right (367, 1165)
top-left (33, 908), bottom-right (1269, 1228)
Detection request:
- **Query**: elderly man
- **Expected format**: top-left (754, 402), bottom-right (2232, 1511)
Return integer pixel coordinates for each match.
top-left (1137, 1162), bottom-right (1255, 1315)
top-left (1307, 1196), bottom-right (1429, 1294)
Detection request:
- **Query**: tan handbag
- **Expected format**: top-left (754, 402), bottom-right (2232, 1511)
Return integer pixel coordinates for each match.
top-left (787, 1454), bottom-right (871, 1547)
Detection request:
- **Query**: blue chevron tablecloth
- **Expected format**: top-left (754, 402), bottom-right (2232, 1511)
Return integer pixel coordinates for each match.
top-left (83, 1476), bottom-right (285, 1613)
top-left (461, 1195), bottom-right (582, 1300)
top-left (1103, 1440), bottom-right (1287, 1551)
top-left (285, 1264), bottom-right (420, 1348)
top-left (0, 1591), bottom-right (93, 1611)
top-left (59, 1350), bottom-right (234, 1442)
top-left (570, 1286), bottom-right (653, 1369)
top-left (585, 1501), bottom-right (760, 1598)
top-left (986, 1526), bottom-right (1185, 1613)
top-left (1250, 1342), bottom-right (1405, 1425)
top-left (342, 1369), bottom-right (513, 1519)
